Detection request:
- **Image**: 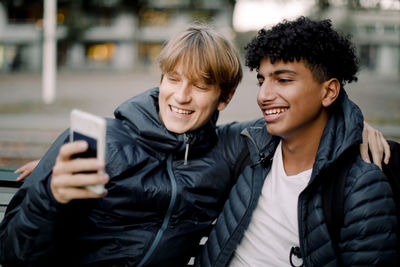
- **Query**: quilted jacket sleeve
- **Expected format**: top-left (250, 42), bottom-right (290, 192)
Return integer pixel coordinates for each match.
top-left (340, 159), bottom-right (397, 266)
top-left (216, 118), bottom-right (264, 170)
top-left (0, 130), bottom-right (69, 265)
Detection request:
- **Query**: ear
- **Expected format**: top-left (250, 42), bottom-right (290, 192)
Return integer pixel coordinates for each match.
top-left (321, 78), bottom-right (340, 108)
top-left (217, 90), bottom-right (235, 111)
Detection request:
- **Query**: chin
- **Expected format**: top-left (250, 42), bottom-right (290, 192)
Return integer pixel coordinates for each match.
top-left (266, 125), bottom-right (283, 137)
top-left (165, 124), bottom-right (188, 134)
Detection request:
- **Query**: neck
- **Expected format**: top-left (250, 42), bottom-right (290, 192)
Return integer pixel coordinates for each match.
top-left (281, 113), bottom-right (329, 176)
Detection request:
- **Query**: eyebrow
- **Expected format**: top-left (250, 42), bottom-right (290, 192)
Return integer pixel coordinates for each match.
top-left (272, 69), bottom-right (297, 76)
top-left (167, 71), bottom-right (180, 76)
top-left (167, 71), bottom-right (206, 84)
top-left (257, 69), bottom-right (297, 79)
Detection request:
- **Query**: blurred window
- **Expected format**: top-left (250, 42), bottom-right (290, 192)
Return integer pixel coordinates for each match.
top-left (364, 24), bottom-right (376, 34)
top-left (86, 42), bottom-right (116, 62)
top-left (148, 0), bottom-right (190, 8)
top-left (383, 24), bottom-right (396, 34)
top-left (359, 44), bottom-right (377, 70)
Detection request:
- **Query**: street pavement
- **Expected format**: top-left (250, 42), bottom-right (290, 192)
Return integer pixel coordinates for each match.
top-left (0, 68), bottom-right (399, 168)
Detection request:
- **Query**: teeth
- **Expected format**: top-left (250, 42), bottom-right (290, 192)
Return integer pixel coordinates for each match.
top-left (171, 106), bottom-right (192, 115)
top-left (265, 108), bottom-right (287, 115)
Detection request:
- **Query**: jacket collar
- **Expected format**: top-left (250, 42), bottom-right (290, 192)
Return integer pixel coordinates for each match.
top-left (114, 88), bottom-right (218, 154)
top-left (311, 90), bottom-right (363, 178)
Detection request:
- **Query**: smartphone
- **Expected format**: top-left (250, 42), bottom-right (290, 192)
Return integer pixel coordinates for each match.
top-left (70, 109), bottom-right (107, 194)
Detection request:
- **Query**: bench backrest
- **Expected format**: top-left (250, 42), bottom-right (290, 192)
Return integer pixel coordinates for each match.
top-left (0, 168), bottom-right (21, 222)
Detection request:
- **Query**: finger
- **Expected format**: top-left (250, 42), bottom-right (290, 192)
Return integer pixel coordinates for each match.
top-left (52, 185), bottom-right (107, 204)
top-left (16, 171), bottom-right (30, 181)
top-left (360, 127), bottom-right (370, 163)
top-left (27, 160), bottom-right (40, 170)
top-left (15, 160), bottom-right (40, 180)
top-left (53, 173), bottom-right (109, 188)
top-left (53, 158), bottom-right (104, 176)
top-left (381, 134), bottom-right (391, 165)
top-left (369, 131), bottom-right (383, 169)
top-left (51, 172), bottom-right (109, 203)
top-left (57, 141), bottom-right (88, 162)
top-left (359, 143), bottom-right (370, 163)
top-left (15, 163), bottom-right (33, 173)
top-left (14, 167), bottom-right (23, 174)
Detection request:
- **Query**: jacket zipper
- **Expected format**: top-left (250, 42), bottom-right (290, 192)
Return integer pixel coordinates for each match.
top-left (184, 133), bottom-right (190, 165)
top-left (137, 154), bottom-right (178, 267)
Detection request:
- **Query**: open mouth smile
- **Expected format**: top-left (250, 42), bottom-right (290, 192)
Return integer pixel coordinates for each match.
top-left (263, 107), bottom-right (288, 122)
top-left (265, 108), bottom-right (288, 115)
top-left (170, 105), bottom-right (194, 115)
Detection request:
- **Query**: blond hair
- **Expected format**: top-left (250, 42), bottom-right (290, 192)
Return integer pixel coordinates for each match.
top-left (158, 25), bottom-right (242, 103)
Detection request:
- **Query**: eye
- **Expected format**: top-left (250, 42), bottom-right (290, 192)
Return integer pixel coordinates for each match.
top-left (194, 84), bottom-right (207, 90)
top-left (167, 75), bottom-right (179, 82)
top-left (257, 79), bottom-right (264, 87)
top-left (192, 81), bottom-right (208, 90)
top-left (278, 78), bottom-right (292, 83)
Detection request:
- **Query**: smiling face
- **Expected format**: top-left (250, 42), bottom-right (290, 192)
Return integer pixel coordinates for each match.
top-left (158, 64), bottom-right (228, 134)
top-left (257, 58), bottom-right (331, 141)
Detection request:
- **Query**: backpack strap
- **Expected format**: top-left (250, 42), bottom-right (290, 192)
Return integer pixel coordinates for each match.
top-left (382, 140), bottom-right (400, 209)
top-left (322, 146), bottom-right (358, 265)
top-left (382, 140), bottom-right (400, 253)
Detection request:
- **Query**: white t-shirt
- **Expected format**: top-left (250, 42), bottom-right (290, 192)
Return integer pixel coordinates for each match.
top-left (229, 141), bottom-right (312, 267)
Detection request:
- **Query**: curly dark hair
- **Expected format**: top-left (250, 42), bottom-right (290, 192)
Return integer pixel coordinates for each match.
top-left (245, 17), bottom-right (359, 85)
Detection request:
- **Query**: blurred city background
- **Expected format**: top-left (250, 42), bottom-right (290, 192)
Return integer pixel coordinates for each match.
top-left (0, 0), bottom-right (399, 168)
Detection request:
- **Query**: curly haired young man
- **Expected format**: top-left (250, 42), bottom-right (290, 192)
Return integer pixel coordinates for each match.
top-left (197, 17), bottom-right (397, 267)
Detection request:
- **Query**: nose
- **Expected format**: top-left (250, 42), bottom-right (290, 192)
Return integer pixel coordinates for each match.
top-left (257, 80), bottom-right (276, 105)
top-left (174, 81), bottom-right (192, 104)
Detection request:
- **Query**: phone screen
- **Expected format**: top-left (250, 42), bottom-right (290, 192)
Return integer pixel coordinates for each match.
top-left (71, 131), bottom-right (97, 159)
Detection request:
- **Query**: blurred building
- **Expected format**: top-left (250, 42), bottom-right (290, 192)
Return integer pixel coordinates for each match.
top-left (314, 7), bottom-right (400, 77)
top-left (352, 10), bottom-right (400, 77)
top-left (0, 0), bottom-right (234, 72)
top-left (0, 1), bottom-right (398, 75)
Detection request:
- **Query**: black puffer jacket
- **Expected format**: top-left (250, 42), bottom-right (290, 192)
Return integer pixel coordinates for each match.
top-left (0, 88), bottom-right (253, 267)
top-left (197, 91), bottom-right (397, 266)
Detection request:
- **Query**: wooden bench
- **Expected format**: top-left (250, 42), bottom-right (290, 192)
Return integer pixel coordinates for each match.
top-left (0, 168), bottom-right (21, 223)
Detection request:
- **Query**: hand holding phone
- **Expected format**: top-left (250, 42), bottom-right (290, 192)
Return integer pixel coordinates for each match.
top-left (69, 109), bottom-right (107, 194)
